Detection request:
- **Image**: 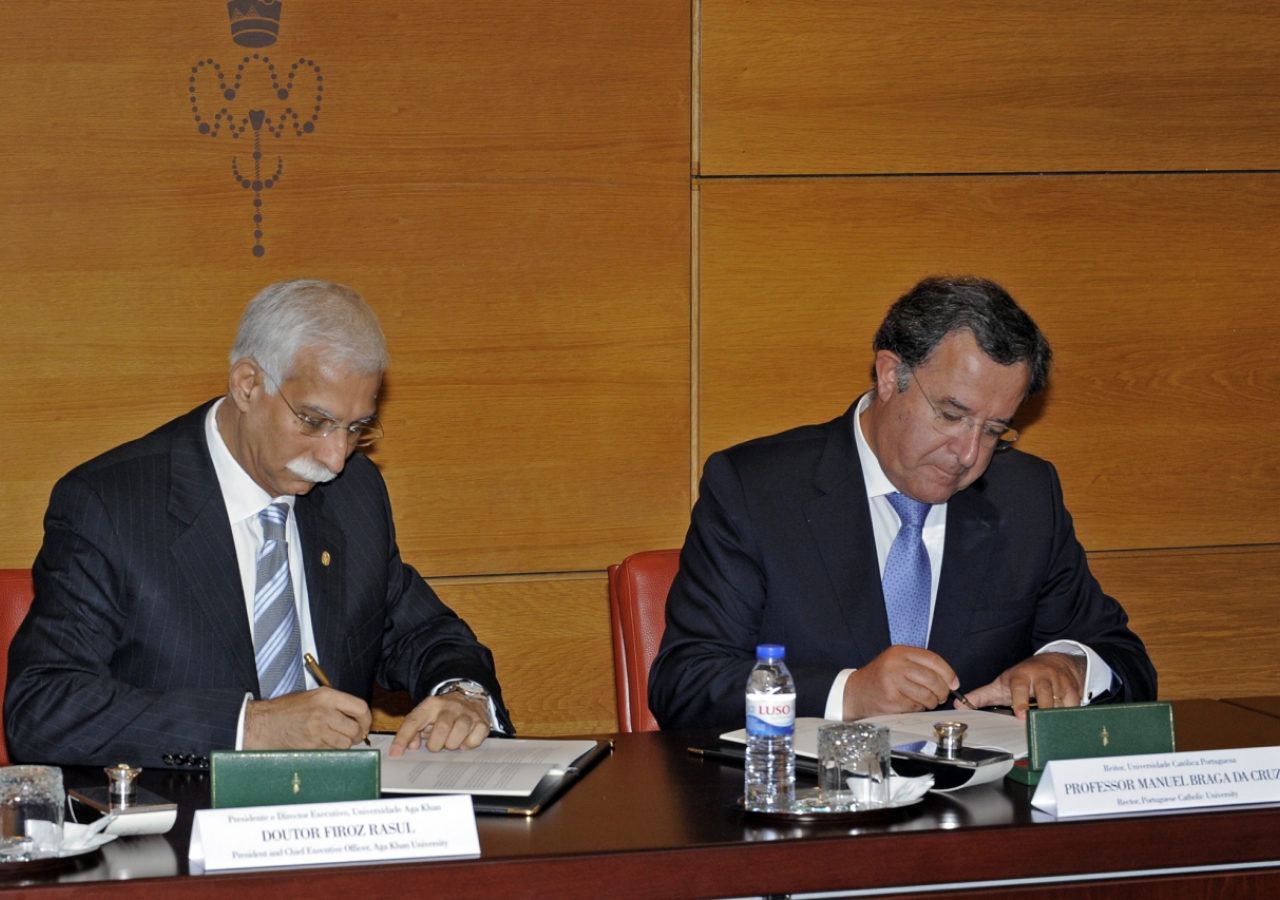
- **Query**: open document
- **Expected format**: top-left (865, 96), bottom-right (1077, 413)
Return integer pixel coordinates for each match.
top-left (722, 711), bottom-right (1028, 760)
top-left (367, 734), bottom-right (600, 797)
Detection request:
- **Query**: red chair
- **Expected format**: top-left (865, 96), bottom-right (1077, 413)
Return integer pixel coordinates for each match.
top-left (607, 550), bottom-right (680, 733)
top-left (0, 569), bottom-right (35, 765)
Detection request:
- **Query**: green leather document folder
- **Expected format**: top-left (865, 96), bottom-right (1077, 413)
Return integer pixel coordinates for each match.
top-left (210, 750), bottom-right (380, 808)
top-left (1007, 701), bottom-right (1176, 786)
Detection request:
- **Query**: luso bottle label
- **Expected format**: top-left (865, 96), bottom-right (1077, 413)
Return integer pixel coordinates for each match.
top-left (746, 692), bottom-right (796, 736)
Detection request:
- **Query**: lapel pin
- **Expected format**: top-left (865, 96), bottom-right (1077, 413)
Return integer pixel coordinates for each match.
top-left (321, 551), bottom-right (331, 567)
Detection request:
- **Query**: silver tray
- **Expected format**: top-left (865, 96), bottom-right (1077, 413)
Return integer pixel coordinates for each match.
top-left (739, 788), bottom-right (926, 825)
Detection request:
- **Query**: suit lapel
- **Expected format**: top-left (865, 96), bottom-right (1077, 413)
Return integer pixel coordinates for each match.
top-left (168, 403), bottom-right (260, 692)
top-left (295, 489), bottom-right (349, 689)
top-left (803, 405), bottom-right (892, 665)
top-left (927, 477), bottom-right (999, 663)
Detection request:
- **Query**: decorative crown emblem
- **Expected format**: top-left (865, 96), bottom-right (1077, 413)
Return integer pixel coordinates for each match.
top-left (227, 0), bottom-right (283, 48)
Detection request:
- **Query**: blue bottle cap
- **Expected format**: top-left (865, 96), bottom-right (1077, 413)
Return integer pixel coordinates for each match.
top-left (756, 644), bottom-right (785, 660)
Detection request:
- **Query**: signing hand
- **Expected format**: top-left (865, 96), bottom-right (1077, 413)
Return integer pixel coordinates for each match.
top-left (843, 645), bottom-right (959, 721)
top-left (389, 693), bottom-right (491, 756)
top-left (244, 687), bottom-right (373, 750)
top-left (961, 652), bottom-right (1088, 720)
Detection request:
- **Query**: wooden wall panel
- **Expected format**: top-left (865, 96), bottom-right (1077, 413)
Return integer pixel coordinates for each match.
top-left (698, 175), bottom-right (1280, 552)
top-left (700, 0), bottom-right (1280, 175)
top-left (1089, 547), bottom-right (1280, 701)
top-left (0, 1), bottom-right (692, 575)
top-left (371, 575), bottom-right (618, 737)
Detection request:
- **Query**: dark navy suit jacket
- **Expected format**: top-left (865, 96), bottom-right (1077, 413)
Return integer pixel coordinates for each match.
top-left (648, 402), bottom-right (1156, 730)
top-left (5, 401), bottom-right (510, 766)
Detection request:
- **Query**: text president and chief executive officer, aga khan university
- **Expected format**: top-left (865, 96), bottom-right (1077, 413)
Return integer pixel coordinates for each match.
top-left (5, 279), bottom-right (511, 767)
top-left (649, 276), bottom-right (1156, 730)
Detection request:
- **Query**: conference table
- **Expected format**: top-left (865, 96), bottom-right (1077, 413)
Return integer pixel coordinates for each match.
top-left (4, 698), bottom-right (1280, 899)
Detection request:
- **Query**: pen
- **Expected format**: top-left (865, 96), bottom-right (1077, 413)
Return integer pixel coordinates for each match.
top-left (303, 652), bottom-right (332, 688)
top-left (304, 653), bottom-right (372, 746)
top-left (949, 689), bottom-right (978, 710)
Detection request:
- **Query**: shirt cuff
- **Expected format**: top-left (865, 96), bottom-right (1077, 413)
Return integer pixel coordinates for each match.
top-left (235, 692), bottom-right (253, 750)
top-left (431, 679), bottom-right (506, 734)
top-left (1037, 640), bottom-right (1115, 704)
top-left (825, 669), bottom-right (857, 720)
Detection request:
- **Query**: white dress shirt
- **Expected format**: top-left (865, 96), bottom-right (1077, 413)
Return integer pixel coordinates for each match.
top-left (206, 400), bottom-right (321, 747)
top-left (822, 392), bottom-right (1114, 719)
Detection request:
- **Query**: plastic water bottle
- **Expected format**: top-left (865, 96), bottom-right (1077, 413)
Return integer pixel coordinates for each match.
top-left (744, 643), bottom-right (796, 811)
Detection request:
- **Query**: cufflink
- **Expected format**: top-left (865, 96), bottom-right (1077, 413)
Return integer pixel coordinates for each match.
top-left (321, 551), bottom-right (331, 566)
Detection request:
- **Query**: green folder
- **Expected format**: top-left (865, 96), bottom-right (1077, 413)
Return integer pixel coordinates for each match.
top-left (1006, 701), bottom-right (1176, 786)
top-left (210, 749), bottom-right (381, 808)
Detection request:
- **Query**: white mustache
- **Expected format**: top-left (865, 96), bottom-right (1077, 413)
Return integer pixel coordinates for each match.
top-left (286, 456), bottom-right (337, 484)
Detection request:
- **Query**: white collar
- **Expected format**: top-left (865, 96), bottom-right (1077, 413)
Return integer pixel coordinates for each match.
top-left (853, 390), bottom-right (901, 501)
top-left (205, 398), bottom-right (296, 526)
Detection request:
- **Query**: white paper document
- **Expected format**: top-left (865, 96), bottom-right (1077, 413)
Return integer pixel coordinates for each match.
top-left (1032, 745), bottom-right (1280, 818)
top-left (863, 710), bottom-right (1029, 759)
top-left (367, 735), bottom-right (599, 796)
top-left (721, 711), bottom-right (1028, 760)
top-left (189, 795), bottom-right (479, 874)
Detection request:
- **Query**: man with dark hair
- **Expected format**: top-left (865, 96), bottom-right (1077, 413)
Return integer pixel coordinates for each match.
top-left (649, 276), bottom-right (1155, 729)
top-left (7, 280), bottom-right (511, 767)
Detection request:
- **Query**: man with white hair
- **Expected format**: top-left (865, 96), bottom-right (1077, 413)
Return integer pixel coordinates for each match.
top-left (6, 280), bottom-right (510, 767)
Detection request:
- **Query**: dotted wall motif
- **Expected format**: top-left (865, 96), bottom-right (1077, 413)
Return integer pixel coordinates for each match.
top-left (188, 2), bottom-right (323, 257)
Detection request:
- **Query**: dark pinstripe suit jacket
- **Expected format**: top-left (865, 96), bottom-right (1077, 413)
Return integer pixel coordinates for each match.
top-left (4, 400), bottom-right (511, 767)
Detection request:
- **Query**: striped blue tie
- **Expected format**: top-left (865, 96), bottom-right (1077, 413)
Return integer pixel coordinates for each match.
top-left (883, 492), bottom-right (932, 648)
top-left (253, 502), bottom-right (305, 699)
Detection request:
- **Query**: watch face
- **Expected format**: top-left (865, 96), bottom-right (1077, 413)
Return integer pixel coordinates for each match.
top-left (446, 682), bottom-right (488, 701)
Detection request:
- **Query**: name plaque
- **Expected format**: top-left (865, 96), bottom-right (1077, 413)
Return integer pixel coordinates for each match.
top-left (1031, 745), bottom-right (1280, 818)
top-left (188, 795), bottom-right (479, 873)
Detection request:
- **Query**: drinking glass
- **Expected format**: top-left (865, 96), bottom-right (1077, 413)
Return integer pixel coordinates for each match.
top-left (817, 723), bottom-right (892, 812)
top-left (0, 766), bottom-right (65, 860)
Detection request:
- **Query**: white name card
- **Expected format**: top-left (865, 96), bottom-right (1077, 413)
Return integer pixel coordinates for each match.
top-left (1032, 745), bottom-right (1280, 818)
top-left (188, 795), bottom-right (479, 873)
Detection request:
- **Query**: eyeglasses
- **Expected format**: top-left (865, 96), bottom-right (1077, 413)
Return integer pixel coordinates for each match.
top-left (263, 371), bottom-right (384, 449)
top-left (912, 372), bottom-right (1019, 451)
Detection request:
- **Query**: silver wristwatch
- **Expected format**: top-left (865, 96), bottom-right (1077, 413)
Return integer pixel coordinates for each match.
top-left (438, 680), bottom-right (491, 709)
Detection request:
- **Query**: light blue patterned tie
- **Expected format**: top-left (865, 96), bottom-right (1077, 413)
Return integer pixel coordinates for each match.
top-left (253, 502), bottom-right (305, 699)
top-left (883, 492), bottom-right (932, 648)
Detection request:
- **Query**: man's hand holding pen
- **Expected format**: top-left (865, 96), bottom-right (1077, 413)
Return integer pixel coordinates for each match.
top-left (841, 645), bottom-right (1088, 722)
top-left (242, 652), bottom-right (492, 754)
top-left (841, 645), bottom-right (962, 720)
top-left (243, 688), bottom-right (374, 751)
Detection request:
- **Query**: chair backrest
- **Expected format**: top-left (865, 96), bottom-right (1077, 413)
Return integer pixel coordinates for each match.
top-left (607, 549), bottom-right (680, 733)
top-left (0, 569), bottom-right (34, 766)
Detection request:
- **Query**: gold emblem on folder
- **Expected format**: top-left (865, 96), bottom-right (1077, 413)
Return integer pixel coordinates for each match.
top-left (1101, 726), bottom-right (1110, 747)
top-left (292, 772), bottom-right (301, 794)
top-left (321, 551), bottom-right (331, 566)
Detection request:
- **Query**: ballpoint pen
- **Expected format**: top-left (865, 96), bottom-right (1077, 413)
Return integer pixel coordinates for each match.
top-left (304, 652), bottom-right (372, 746)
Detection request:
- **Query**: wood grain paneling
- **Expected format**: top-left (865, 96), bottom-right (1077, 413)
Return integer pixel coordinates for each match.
top-left (0, 2), bottom-right (691, 574)
top-left (1089, 547), bottom-right (1280, 701)
top-left (698, 175), bottom-right (1280, 552)
top-left (700, 0), bottom-right (1280, 175)
top-left (371, 574), bottom-right (618, 737)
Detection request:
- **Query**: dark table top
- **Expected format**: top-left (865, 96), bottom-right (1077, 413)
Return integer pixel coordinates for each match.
top-left (1223, 695), bottom-right (1280, 721)
top-left (7, 698), bottom-right (1280, 897)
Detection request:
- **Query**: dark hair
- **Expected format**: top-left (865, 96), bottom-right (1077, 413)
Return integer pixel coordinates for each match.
top-left (871, 276), bottom-right (1051, 397)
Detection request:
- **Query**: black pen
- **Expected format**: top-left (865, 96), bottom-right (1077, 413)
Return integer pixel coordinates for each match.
top-left (949, 689), bottom-right (978, 710)
top-left (304, 652), bottom-right (372, 746)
